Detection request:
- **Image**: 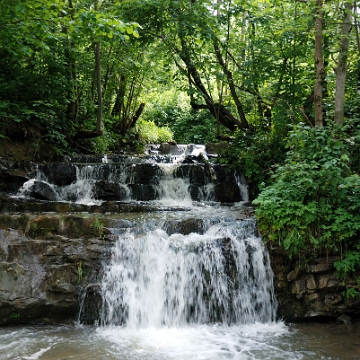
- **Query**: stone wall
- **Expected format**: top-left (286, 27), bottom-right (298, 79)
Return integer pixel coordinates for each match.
top-left (269, 246), bottom-right (360, 322)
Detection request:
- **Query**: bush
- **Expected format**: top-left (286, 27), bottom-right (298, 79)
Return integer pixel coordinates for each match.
top-left (253, 123), bottom-right (360, 258)
top-left (137, 119), bottom-right (173, 144)
top-left (143, 100), bottom-right (220, 144)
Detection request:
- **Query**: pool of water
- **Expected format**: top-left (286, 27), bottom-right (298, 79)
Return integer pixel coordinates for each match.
top-left (1, 322), bottom-right (359, 360)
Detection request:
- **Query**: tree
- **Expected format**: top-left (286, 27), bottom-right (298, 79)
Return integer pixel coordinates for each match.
top-left (94, 0), bottom-right (103, 134)
top-left (334, 1), bottom-right (353, 125)
top-left (314, 0), bottom-right (325, 127)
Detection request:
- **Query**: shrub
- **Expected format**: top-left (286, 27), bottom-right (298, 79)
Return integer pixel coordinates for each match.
top-left (137, 119), bottom-right (173, 144)
top-left (253, 123), bottom-right (360, 258)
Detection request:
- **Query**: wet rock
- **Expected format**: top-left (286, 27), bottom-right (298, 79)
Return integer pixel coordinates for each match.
top-left (182, 155), bottom-right (206, 164)
top-left (0, 224), bottom-right (109, 325)
top-left (29, 180), bottom-right (58, 201)
top-left (78, 284), bottom-right (102, 325)
top-left (306, 275), bottom-right (317, 290)
top-left (159, 143), bottom-right (183, 155)
top-left (128, 184), bottom-right (158, 201)
top-left (336, 313), bottom-right (352, 327)
top-left (287, 266), bottom-right (304, 281)
top-left (164, 218), bottom-right (214, 235)
top-left (126, 163), bottom-right (163, 185)
top-left (94, 181), bottom-right (129, 201)
top-left (0, 160), bottom-right (31, 192)
top-left (269, 246), bottom-right (360, 321)
top-left (25, 215), bottom-right (61, 239)
top-left (39, 163), bottom-right (77, 186)
top-left (214, 183), bottom-right (242, 202)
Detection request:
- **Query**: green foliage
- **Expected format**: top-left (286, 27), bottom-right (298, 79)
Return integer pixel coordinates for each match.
top-left (93, 129), bottom-right (117, 154)
top-left (149, 106), bottom-right (218, 144)
top-left (1, 0), bottom-right (360, 161)
top-left (93, 217), bottom-right (104, 238)
top-left (343, 287), bottom-right (360, 300)
top-left (137, 120), bottom-right (173, 144)
top-left (76, 261), bottom-right (83, 283)
top-left (253, 123), bottom-right (360, 259)
top-left (334, 250), bottom-right (360, 280)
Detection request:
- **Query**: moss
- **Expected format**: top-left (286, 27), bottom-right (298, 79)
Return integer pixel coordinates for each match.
top-left (16, 214), bottom-right (31, 231)
top-left (25, 215), bottom-right (61, 239)
top-left (0, 214), bottom-right (13, 229)
top-left (61, 215), bottom-right (102, 238)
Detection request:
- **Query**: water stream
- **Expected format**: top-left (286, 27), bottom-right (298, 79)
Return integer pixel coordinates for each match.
top-left (2, 145), bottom-right (360, 359)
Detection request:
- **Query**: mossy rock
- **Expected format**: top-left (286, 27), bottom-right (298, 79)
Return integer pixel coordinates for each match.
top-left (25, 215), bottom-right (61, 239)
top-left (0, 213), bottom-right (31, 232)
top-left (0, 214), bottom-right (14, 229)
top-left (61, 215), bottom-right (109, 239)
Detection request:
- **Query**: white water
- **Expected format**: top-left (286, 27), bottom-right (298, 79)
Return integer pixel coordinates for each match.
top-left (14, 144), bottom-right (234, 206)
top-left (59, 165), bottom-right (101, 205)
top-left (235, 171), bottom-right (249, 202)
top-left (101, 221), bottom-right (276, 328)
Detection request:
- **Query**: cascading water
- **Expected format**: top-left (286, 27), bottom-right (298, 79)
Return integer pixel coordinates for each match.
top-left (15, 144), bottom-right (247, 205)
top-left (93, 212), bottom-right (280, 359)
top-left (101, 220), bottom-right (277, 328)
top-left (155, 164), bottom-right (193, 206)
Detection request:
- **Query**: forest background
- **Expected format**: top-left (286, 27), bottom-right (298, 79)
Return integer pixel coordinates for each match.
top-left (1, 0), bottom-right (360, 297)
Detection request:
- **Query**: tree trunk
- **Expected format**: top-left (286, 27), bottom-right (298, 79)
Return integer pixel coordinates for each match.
top-left (314, 0), bottom-right (324, 127)
top-left (178, 39), bottom-right (248, 131)
top-left (95, 42), bottom-right (103, 133)
top-left (129, 102), bottom-right (146, 128)
top-left (94, 1), bottom-right (103, 134)
top-left (112, 75), bottom-right (126, 116)
top-left (354, 1), bottom-right (360, 95)
top-left (63, 0), bottom-right (78, 124)
top-left (334, 1), bottom-right (353, 125)
top-left (213, 38), bottom-right (249, 129)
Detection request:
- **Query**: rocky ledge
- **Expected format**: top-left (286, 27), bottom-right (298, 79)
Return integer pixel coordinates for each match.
top-left (270, 246), bottom-right (360, 323)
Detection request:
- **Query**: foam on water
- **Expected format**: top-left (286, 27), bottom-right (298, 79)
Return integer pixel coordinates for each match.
top-left (96, 322), bottom-right (291, 360)
top-left (156, 164), bottom-right (193, 207)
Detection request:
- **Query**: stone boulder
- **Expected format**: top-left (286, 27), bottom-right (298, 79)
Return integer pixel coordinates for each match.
top-left (28, 180), bottom-right (58, 201)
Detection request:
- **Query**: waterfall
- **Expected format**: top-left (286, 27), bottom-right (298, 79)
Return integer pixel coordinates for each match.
top-left (235, 171), bottom-right (249, 202)
top-left (15, 144), bottom-right (248, 205)
top-left (100, 219), bottom-right (277, 328)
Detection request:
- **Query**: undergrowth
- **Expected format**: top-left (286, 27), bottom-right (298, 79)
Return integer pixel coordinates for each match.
top-left (253, 122), bottom-right (360, 293)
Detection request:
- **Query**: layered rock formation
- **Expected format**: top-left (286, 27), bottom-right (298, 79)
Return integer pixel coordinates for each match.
top-left (270, 247), bottom-right (360, 322)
